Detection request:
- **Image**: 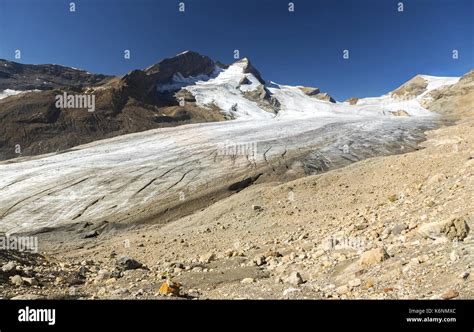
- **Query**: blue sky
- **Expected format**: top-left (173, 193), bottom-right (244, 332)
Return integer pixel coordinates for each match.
top-left (0, 0), bottom-right (473, 100)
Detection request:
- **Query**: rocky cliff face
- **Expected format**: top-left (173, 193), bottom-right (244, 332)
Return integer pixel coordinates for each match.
top-left (423, 71), bottom-right (474, 119)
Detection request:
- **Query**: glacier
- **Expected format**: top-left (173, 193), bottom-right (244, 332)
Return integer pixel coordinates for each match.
top-left (0, 64), bottom-right (460, 235)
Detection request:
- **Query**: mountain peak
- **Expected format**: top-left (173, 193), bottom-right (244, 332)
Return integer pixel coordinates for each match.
top-left (233, 57), bottom-right (265, 84)
top-left (144, 51), bottom-right (216, 83)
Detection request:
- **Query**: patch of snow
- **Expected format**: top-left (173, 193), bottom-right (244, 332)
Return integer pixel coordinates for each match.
top-left (176, 50), bottom-right (190, 56)
top-left (0, 89), bottom-right (41, 100)
top-left (0, 89), bottom-right (24, 100)
top-left (418, 75), bottom-right (460, 98)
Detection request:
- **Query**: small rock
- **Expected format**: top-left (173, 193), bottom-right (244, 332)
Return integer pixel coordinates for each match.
top-left (359, 248), bottom-right (389, 267)
top-left (253, 255), bottom-right (266, 266)
top-left (158, 279), bottom-right (181, 296)
top-left (116, 256), bottom-right (143, 270)
top-left (348, 278), bottom-right (362, 288)
top-left (68, 286), bottom-right (77, 296)
top-left (65, 272), bottom-right (86, 286)
top-left (283, 288), bottom-right (300, 296)
top-left (444, 218), bottom-right (470, 241)
top-left (336, 285), bottom-right (349, 295)
top-left (10, 275), bottom-right (23, 286)
top-left (264, 250), bottom-right (282, 258)
top-left (252, 205), bottom-right (263, 212)
top-left (22, 277), bottom-right (39, 286)
top-left (1, 261), bottom-right (16, 273)
top-left (96, 270), bottom-right (111, 281)
top-left (284, 271), bottom-right (304, 286)
top-left (449, 250), bottom-right (460, 262)
top-left (388, 194), bottom-right (398, 202)
top-left (81, 259), bottom-right (94, 266)
top-left (83, 230), bottom-right (99, 239)
top-left (391, 223), bottom-right (408, 235)
top-left (355, 269), bottom-right (366, 277)
top-left (97, 287), bottom-right (107, 296)
top-left (105, 277), bottom-right (117, 285)
top-left (364, 278), bottom-right (375, 289)
top-left (241, 278), bottom-right (255, 284)
top-left (199, 252), bottom-right (216, 264)
top-left (78, 266), bottom-right (89, 277)
top-left (417, 254), bottom-right (430, 263)
top-left (459, 271), bottom-right (469, 280)
top-left (441, 289), bottom-right (459, 300)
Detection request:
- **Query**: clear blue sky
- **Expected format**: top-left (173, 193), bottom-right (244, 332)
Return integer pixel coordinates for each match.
top-left (0, 0), bottom-right (473, 100)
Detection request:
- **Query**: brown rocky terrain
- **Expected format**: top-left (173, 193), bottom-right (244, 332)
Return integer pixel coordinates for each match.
top-left (0, 52), bottom-right (227, 160)
top-left (422, 70), bottom-right (474, 120)
top-left (391, 75), bottom-right (429, 99)
top-left (0, 59), bottom-right (111, 90)
top-left (0, 69), bottom-right (472, 300)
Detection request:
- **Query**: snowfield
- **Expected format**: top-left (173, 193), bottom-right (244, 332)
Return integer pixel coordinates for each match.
top-left (0, 70), bottom-right (460, 234)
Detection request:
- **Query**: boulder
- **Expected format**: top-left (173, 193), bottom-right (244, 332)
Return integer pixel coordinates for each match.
top-left (359, 248), bottom-right (389, 267)
top-left (284, 271), bottom-right (304, 286)
top-left (417, 217), bottom-right (469, 241)
top-left (116, 256), bottom-right (144, 270)
top-left (158, 279), bottom-right (181, 296)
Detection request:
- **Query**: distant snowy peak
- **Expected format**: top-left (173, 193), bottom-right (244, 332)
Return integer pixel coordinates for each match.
top-left (0, 50), bottom-right (464, 123)
top-left (153, 53), bottom-right (463, 120)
